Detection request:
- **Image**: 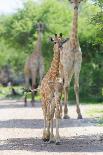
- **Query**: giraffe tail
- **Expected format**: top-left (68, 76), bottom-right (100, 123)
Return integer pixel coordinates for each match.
top-left (30, 85), bottom-right (41, 92)
top-left (22, 86), bottom-right (40, 94)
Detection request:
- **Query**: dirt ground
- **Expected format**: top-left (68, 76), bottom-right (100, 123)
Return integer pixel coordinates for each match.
top-left (0, 99), bottom-right (103, 155)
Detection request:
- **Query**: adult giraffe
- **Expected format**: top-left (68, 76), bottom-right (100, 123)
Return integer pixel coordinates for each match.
top-left (24, 21), bottom-right (45, 106)
top-left (60, 0), bottom-right (83, 119)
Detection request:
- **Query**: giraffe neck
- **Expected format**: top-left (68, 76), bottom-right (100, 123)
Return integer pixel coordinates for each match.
top-left (49, 49), bottom-right (60, 79)
top-left (35, 31), bottom-right (42, 54)
top-left (69, 8), bottom-right (78, 48)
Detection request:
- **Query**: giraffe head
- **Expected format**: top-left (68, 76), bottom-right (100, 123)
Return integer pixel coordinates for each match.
top-left (69, 0), bottom-right (82, 9)
top-left (50, 34), bottom-right (69, 52)
top-left (36, 21), bottom-right (45, 33)
top-left (50, 33), bottom-right (63, 50)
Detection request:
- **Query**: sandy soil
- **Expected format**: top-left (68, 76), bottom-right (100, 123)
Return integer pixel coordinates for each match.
top-left (0, 99), bottom-right (103, 155)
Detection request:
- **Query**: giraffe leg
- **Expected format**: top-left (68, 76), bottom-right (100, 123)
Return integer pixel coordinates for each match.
top-left (24, 76), bottom-right (30, 107)
top-left (74, 72), bottom-right (82, 119)
top-left (63, 69), bottom-right (74, 119)
top-left (63, 71), bottom-right (69, 119)
top-left (55, 118), bottom-right (60, 145)
top-left (31, 70), bottom-right (37, 106)
top-left (42, 113), bottom-right (48, 142)
top-left (59, 63), bottom-right (64, 117)
top-left (63, 71), bottom-right (73, 119)
top-left (60, 101), bottom-right (62, 119)
top-left (55, 106), bottom-right (61, 145)
top-left (39, 57), bottom-right (45, 84)
top-left (24, 93), bottom-right (27, 107)
top-left (46, 119), bottom-right (50, 141)
top-left (31, 84), bottom-right (36, 107)
top-left (45, 104), bottom-right (51, 141)
top-left (63, 86), bottom-right (70, 119)
top-left (31, 90), bottom-right (35, 107)
top-left (42, 104), bottom-right (51, 142)
top-left (49, 118), bottom-right (55, 143)
top-left (55, 101), bottom-right (61, 145)
top-left (42, 106), bottom-right (50, 142)
top-left (49, 101), bottom-right (55, 143)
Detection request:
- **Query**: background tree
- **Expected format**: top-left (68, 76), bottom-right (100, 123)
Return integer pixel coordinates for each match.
top-left (0, 0), bottom-right (103, 101)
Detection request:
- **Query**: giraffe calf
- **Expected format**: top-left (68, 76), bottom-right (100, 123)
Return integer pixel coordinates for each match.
top-left (40, 34), bottom-right (65, 144)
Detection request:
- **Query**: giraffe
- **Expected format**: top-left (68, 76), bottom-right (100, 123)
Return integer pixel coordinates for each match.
top-left (40, 34), bottom-right (65, 144)
top-left (59, 0), bottom-right (83, 119)
top-left (24, 21), bottom-right (45, 106)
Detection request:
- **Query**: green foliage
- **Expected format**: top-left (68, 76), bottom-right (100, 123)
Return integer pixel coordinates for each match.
top-left (0, 85), bottom-right (22, 99)
top-left (86, 106), bottom-right (103, 126)
top-left (91, 0), bottom-right (103, 43)
top-left (0, 40), bottom-right (27, 74)
top-left (93, 0), bottom-right (103, 8)
top-left (0, 0), bottom-right (103, 101)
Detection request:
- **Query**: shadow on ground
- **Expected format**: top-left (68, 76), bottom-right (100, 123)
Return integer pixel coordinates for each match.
top-left (0, 118), bottom-right (98, 129)
top-left (0, 135), bottom-right (103, 152)
top-left (0, 100), bottom-right (41, 109)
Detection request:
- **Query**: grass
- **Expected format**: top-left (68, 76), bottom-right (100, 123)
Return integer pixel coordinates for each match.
top-left (87, 109), bottom-right (103, 117)
top-left (1, 85), bottom-right (103, 102)
top-left (0, 85), bottom-right (41, 101)
top-left (98, 117), bottom-right (103, 126)
top-left (86, 108), bottom-right (103, 126)
top-left (0, 85), bottom-right (103, 125)
top-left (0, 85), bottom-right (23, 99)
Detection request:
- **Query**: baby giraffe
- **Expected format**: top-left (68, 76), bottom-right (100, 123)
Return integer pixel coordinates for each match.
top-left (40, 34), bottom-right (64, 144)
top-left (49, 77), bottom-right (63, 144)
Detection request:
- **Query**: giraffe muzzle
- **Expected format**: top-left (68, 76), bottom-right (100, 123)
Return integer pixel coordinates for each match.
top-left (74, 6), bottom-right (78, 9)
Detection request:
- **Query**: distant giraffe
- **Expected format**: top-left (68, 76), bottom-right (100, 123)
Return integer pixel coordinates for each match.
top-left (40, 34), bottom-right (65, 144)
top-left (24, 22), bottom-right (45, 106)
top-left (59, 0), bottom-right (82, 119)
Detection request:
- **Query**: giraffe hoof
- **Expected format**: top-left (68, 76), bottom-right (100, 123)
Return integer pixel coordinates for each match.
top-left (31, 101), bottom-right (35, 107)
top-left (42, 138), bottom-right (49, 142)
top-left (55, 141), bottom-right (61, 145)
top-left (46, 138), bottom-right (50, 142)
top-left (63, 115), bottom-right (70, 119)
top-left (42, 138), bottom-right (47, 142)
top-left (49, 140), bottom-right (55, 143)
top-left (77, 114), bottom-right (83, 119)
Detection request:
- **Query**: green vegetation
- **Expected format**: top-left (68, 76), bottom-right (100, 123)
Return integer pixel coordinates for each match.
top-left (0, 85), bottom-right (23, 99)
top-left (0, 85), bottom-right (41, 100)
top-left (0, 0), bottom-right (103, 101)
top-left (87, 107), bottom-right (103, 117)
top-left (86, 107), bottom-right (103, 126)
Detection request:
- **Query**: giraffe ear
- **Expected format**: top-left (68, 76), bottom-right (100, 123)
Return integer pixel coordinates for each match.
top-left (68, 0), bottom-right (73, 3)
top-left (50, 37), bottom-right (54, 42)
top-left (59, 33), bottom-right (63, 38)
top-left (54, 34), bottom-right (57, 37)
top-left (62, 38), bottom-right (69, 44)
top-left (79, 0), bottom-right (83, 2)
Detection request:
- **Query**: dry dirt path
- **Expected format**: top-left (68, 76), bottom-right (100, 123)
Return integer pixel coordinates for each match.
top-left (0, 99), bottom-right (103, 155)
